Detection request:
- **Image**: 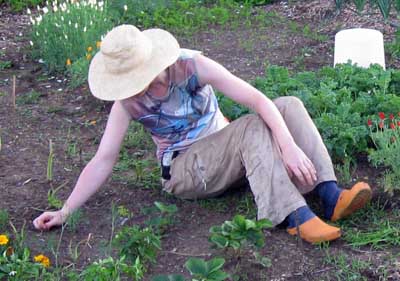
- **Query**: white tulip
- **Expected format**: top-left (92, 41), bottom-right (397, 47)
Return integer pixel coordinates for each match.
top-left (53, 5), bottom-right (58, 12)
top-left (43, 7), bottom-right (49, 14)
top-left (123, 4), bottom-right (127, 11)
top-left (29, 41), bottom-right (34, 46)
top-left (27, 8), bottom-right (31, 14)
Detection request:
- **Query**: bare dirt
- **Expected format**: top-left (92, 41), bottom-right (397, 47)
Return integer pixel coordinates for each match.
top-left (1, 1), bottom-right (400, 280)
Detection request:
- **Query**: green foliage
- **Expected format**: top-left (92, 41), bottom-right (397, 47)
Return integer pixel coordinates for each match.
top-left (0, 0), bottom-right (43, 11)
top-left (0, 60), bottom-right (12, 70)
top-left (73, 256), bottom-right (144, 281)
top-left (16, 90), bottom-right (41, 105)
top-left (65, 210), bottom-right (84, 232)
top-left (323, 251), bottom-right (370, 281)
top-left (113, 226), bottom-right (161, 265)
top-left (247, 63), bottom-right (400, 162)
top-left (335, 0), bottom-right (400, 18)
top-left (67, 56), bottom-right (89, 89)
top-left (368, 113), bottom-right (400, 194)
top-left (185, 257), bottom-right (229, 281)
top-left (152, 275), bottom-right (186, 281)
top-left (110, 0), bottom-right (252, 34)
top-left (0, 210), bottom-right (9, 233)
top-left (0, 247), bottom-right (54, 280)
top-left (29, 0), bottom-right (113, 73)
top-left (209, 215), bottom-right (272, 250)
top-left (142, 201), bottom-right (178, 235)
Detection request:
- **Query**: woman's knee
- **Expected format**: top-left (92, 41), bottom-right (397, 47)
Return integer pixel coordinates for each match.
top-left (274, 96), bottom-right (305, 113)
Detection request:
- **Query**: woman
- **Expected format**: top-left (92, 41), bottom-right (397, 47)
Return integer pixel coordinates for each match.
top-left (33, 25), bottom-right (372, 243)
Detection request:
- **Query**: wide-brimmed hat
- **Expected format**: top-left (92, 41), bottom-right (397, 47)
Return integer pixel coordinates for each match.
top-left (88, 24), bottom-right (180, 101)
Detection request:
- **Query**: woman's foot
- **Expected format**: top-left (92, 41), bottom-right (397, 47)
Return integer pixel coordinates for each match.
top-left (287, 216), bottom-right (341, 243)
top-left (330, 182), bottom-right (372, 222)
top-left (285, 206), bottom-right (341, 243)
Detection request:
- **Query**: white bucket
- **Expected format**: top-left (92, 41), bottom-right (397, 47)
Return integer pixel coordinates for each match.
top-left (334, 28), bottom-right (385, 69)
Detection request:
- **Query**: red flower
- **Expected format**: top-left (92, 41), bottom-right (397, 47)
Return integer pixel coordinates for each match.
top-left (379, 121), bottom-right (384, 129)
top-left (390, 123), bottom-right (396, 130)
top-left (397, 121), bottom-right (400, 127)
top-left (390, 113), bottom-right (395, 120)
top-left (378, 112), bottom-right (385, 120)
top-left (367, 119), bottom-right (373, 127)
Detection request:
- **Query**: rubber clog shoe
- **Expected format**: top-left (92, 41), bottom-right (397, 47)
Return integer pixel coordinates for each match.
top-left (287, 216), bottom-right (341, 244)
top-left (331, 182), bottom-right (372, 222)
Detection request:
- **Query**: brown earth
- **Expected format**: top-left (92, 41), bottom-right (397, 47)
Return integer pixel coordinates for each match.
top-left (1, 1), bottom-right (400, 280)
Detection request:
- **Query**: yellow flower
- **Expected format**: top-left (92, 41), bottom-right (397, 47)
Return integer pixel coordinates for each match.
top-left (0, 234), bottom-right (9, 245)
top-left (87, 46), bottom-right (93, 52)
top-left (34, 254), bottom-right (51, 267)
top-left (96, 41), bottom-right (101, 48)
top-left (89, 120), bottom-right (96, 125)
top-left (66, 58), bottom-right (71, 66)
top-left (86, 53), bottom-right (92, 60)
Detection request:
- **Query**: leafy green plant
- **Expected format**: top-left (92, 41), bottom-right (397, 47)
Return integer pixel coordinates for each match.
top-left (0, 0), bottom-right (44, 11)
top-left (335, 0), bottom-right (400, 18)
top-left (73, 256), bottom-right (144, 281)
top-left (67, 56), bottom-right (90, 89)
top-left (16, 90), bottom-right (41, 105)
top-left (47, 139), bottom-right (54, 181)
top-left (152, 274), bottom-right (186, 281)
top-left (0, 60), bottom-right (12, 70)
top-left (29, 0), bottom-right (113, 72)
top-left (65, 210), bottom-right (84, 233)
top-left (113, 226), bottom-right (161, 265)
top-left (142, 201), bottom-right (178, 235)
top-left (368, 112), bottom-right (400, 194)
top-left (209, 215), bottom-right (271, 250)
top-left (185, 258), bottom-right (229, 281)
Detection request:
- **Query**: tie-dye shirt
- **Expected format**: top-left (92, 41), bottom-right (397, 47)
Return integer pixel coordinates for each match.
top-left (121, 49), bottom-right (229, 159)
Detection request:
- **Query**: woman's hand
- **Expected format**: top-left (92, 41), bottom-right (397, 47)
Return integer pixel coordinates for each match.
top-left (281, 143), bottom-right (317, 186)
top-left (33, 210), bottom-right (68, 231)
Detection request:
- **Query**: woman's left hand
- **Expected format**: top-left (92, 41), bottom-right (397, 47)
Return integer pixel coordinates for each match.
top-left (281, 143), bottom-right (317, 186)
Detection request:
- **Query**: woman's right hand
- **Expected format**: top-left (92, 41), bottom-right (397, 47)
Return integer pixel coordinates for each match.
top-left (33, 210), bottom-right (67, 231)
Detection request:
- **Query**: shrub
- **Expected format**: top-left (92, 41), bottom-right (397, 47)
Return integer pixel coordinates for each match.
top-left (368, 112), bottom-right (400, 194)
top-left (29, 0), bottom-right (113, 73)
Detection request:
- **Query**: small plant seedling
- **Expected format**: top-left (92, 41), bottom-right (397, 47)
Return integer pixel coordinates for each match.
top-left (47, 140), bottom-right (54, 181)
top-left (0, 60), bottom-right (12, 70)
top-left (16, 90), bottom-right (41, 105)
top-left (142, 201), bottom-right (178, 235)
top-left (0, 209), bottom-right (9, 232)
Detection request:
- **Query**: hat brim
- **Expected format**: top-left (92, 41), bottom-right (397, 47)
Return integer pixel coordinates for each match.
top-left (88, 29), bottom-right (180, 101)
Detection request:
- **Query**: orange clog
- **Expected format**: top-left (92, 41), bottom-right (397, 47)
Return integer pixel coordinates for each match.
top-left (331, 182), bottom-right (372, 222)
top-left (287, 216), bottom-right (341, 244)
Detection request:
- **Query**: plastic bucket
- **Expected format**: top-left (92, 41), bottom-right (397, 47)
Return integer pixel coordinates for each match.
top-left (334, 28), bottom-right (385, 69)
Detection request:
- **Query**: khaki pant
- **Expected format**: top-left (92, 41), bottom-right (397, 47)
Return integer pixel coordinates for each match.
top-left (162, 96), bottom-right (336, 225)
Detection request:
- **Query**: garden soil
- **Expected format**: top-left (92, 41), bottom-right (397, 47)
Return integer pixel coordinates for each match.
top-left (1, 1), bottom-right (400, 280)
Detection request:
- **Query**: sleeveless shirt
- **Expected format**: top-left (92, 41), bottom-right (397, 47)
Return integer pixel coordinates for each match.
top-left (121, 49), bottom-right (229, 159)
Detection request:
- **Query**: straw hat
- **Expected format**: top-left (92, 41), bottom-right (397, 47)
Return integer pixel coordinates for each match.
top-left (88, 24), bottom-right (180, 101)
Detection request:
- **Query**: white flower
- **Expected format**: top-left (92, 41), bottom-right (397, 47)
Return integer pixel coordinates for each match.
top-left (123, 4), bottom-right (127, 11)
top-left (55, 23), bottom-right (60, 27)
top-left (90, 20), bottom-right (93, 25)
top-left (83, 26), bottom-right (87, 32)
top-left (29, 41), bottom-right (34, 46)
top-left (30, 16), bottom-right (35, 25)
top-left (27, 8), bottom-right (31, 14)
top-left (61, 15), bottom-right (64, 21)
top-left (43, 7), bottom-right (49, 13)
top-left (36, 15), bottom-right (43, 23)
top-left (54, 0), bottom-right (58, 5)
top-left (46, 1), bottom-right (49, 6)
top-left (88, 0), bottom-right (96, 5)
top-left (36, 31), bottom-right (39, 36)
top-left (68, 20), bottom-right (71, 25)
top-left (74, 23), bottom-right (78, 28)
top-left (76, 2), bottom-right (80, 7)
top-left (98, 1), bottom-right (103, 7)
top-left (9, 271), bottom-right (17, 276)
top-left (36, 5), bottom-right (40, 10)
top-left (99, 6), bottom-right (103, 11)
top-left (64, 34), bottom-right (68, 40)
top-left (53, 5), bottom-right (58, 12)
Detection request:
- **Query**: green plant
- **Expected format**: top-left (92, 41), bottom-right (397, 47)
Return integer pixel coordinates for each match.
top-left (65, 210), bottom-right (84, 233)
top-left (335, 0), bottom-right (400, 18)
top-left (74, 256), bottom-right (144, 281)
top-left (334, 157), bottom-right (357, 186)
top-left (113, 226), bottom-right (161, 265)
top-left (0, 60), bottom-right (12, 70)
top-left (0, 210), bottom-right (9, 233)
top-left (152, 275), bottom-right (186, 281)
top-left (142, 201), bottom-right (178, 235)
top-left (67, 56), bottom-right (90, 89)
top-left (29, 0), bottom-right (113, 72)
top-left (0, 0), bottom-right (44, 11)
top-left (16, 90), bottom-right (41, 105)
top-left (368, 112), bottom-right (400, 194)
top-left (185, 258), bottom-right (229, 281)
top-left (47, 139), bottom-right (54, 181)
top-left (323, 251), bottom-right (370, 280)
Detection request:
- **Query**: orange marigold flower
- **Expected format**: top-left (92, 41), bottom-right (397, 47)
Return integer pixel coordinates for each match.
top-left (34, 254), bottom-right (51, 267)
top-left (0, 234), bottom-right (9, 245)
top-left (89, 120), bottom-right (96, 125)
top-left (66, 58), bottom-right (72, 66)
top-left (86, 54), bottom-right (92, 60)
top-left (96, 41), bottom-right (101, 48)
top-left (87, 46), bottom-right (93, 52)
